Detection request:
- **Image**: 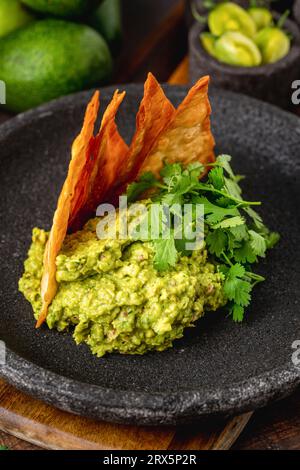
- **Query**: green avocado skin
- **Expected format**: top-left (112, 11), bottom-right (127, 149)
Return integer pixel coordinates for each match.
top-left (21, 0), bottom-right (101, 18)
top-left (0, 19), bottom-right (112, 112)
top-left (0, 0), bottom-right (34, 38)
top-left (89, 0), bottom-right (122, 54)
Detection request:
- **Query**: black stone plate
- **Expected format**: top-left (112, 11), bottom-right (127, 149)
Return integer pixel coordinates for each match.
top-left (0, 85), bottom-right (300, 425)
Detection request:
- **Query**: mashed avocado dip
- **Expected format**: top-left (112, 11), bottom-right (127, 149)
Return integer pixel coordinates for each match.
top-left (19, 214), bottom-right (225, 357)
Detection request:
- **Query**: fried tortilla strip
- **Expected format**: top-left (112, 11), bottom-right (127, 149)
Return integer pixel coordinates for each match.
top-left (110, 72), bottom-right (175, 199)
top-left (36, 91), bottom-right (100, 327)
top-left (139, 75), bottom-right (215, 177)
top-left (37, 75), bottom-right (213, 326)
top-left (69, 90), bottom-right (128, 231)
top-left (37, 91), bottom-right (128, 326)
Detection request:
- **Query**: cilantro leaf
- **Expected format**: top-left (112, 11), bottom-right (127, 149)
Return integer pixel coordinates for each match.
top-left (216, 154), bottom-right (234, 176)
top-left (244, 206), bottom-right (264, 229)
top-left (127, 172), bottom-right (157, 202)
top-left (227, 263), bottom-right (246, 279)
top-left (234, 240), bottom-right (257, 263)
top-left (186, 161), bottom-right (205, 180)
top-left (213, 215), bottom-right (245, 229)
top-left (231, 304), bottom-right (245, 322)
top-left (160, 163), bottom-right (182, 186)
top-left (229, 224), bottom-right (248, 241)
top-left (223, 264), bottom-right (252, 314)
top-left (227, 230), bottom-right (240, 253)
top-left (215, 195), bottom-right (233, 207)
top-left (265, 231), bottom-right (280, 249)
top-left (206, 229), bottom-right (227, 257)
top-left (224, 177), bottom-right (242, 200)
top-left (249, 229), bottom-right (267, 258)
top-left (161, 192), bottom-right (184, 206)
top-left (234, 280), bottom-right (252, 306)
top-left (128, 156), bottom-right (279, 324)
top-left (153, 236), bottom-right (178, 271)
top-left (196, 197), bottom-right (239, 225)
top-left (214, 155), bottom-right (244, 200)
top-left (208, 166), bottom-right (224, 190)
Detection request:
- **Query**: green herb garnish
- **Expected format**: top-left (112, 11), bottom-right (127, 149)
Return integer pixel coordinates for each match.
top-left (126, 155), bottom-right (279, 322)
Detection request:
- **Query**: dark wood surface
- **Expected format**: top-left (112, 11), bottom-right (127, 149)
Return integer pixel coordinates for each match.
top-left (0, 0), bottom-right (299, 450)
top-left (0, 379), bottom-right (253, 450)
top-left (234, 388), bottom-right (300, 450)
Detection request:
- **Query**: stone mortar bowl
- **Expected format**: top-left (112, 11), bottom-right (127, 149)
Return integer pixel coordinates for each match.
top-left (189, 11), bottom-right (300, 109)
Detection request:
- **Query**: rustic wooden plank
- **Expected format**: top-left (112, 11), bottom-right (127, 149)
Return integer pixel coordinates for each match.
top-left (234, 388), bottom-right (300, 450)
top-left (168, 412), bottom-right (253, 450)
top-left (0, 379), bottom-right (252, 450)
top-left (0, 430), bottom-right (39, 451)
top-left (0, 380), bottom-right (176, 450)
top-left (212, 413), bottom-right (253, 450)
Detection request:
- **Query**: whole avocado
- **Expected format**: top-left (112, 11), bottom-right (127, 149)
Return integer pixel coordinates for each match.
top-left (89, 0), bottom-right (122, 54)
top-left (0, 0), bottom-right (34, 38)
top-left (0, 19), bottom-right (112, 112)
top-left (21, 0), bottom-right (101, 18)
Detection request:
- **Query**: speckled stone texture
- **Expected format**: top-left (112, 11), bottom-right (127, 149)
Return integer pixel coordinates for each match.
top-left (0, 85), bottom-right (300, 425)
top-left (189, 14), bottom-right (300, 110)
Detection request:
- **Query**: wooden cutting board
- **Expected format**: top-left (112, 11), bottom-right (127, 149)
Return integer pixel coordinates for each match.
top-left (0, 379), bottom-right (252, 450)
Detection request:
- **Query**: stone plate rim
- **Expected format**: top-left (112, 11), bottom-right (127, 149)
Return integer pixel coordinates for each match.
top-left (0, 84), bottom-right (300, 425)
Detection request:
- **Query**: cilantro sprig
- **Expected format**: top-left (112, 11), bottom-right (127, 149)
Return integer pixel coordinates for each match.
top-left (126, 155), bottom-right (279, 322)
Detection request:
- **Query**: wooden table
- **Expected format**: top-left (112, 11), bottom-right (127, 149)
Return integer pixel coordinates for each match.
top-left (0, 0), bottom-right (299, 450)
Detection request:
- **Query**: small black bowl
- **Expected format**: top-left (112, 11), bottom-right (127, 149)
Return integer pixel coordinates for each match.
top-left (189, 13), bottom-right (300, 109)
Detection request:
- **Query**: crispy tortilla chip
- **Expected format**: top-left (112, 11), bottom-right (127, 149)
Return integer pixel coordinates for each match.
top-left (37, 90), bottom-right (128, 326)
top-left (110, 73), bottom-right (175, 199)
top-left (36, 75), bottom-right (215, 326)
top-left (36, 91), bottom-right (100, 327)
top-left (69, 90), bottom-right (128, 231)
top-left (139, 75), bottom-right (215, 177)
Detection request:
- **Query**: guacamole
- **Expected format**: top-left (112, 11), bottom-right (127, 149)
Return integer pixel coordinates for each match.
top-left (19, 216), bottom-right (225, 357)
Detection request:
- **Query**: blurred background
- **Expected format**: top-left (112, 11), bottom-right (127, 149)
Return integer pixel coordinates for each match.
top-left (0, 0), bottom-right (299, 114)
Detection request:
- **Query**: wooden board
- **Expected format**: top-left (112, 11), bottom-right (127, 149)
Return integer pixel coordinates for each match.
top-left (233, 387), bottom-right (300, 450)
top-left (0, 379), bottom-right (252, 450)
